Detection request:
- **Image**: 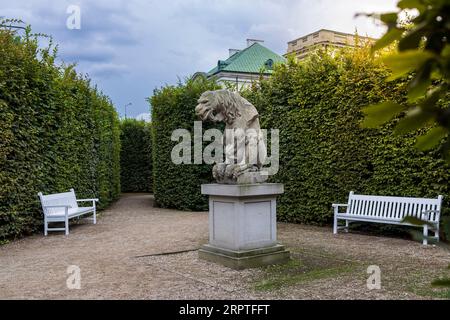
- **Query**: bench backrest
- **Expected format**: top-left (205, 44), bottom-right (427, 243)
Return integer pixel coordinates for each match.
top-left (346, 192), bottom-right (443, 222)
top-left (38, 189), bottom-right (78, 215)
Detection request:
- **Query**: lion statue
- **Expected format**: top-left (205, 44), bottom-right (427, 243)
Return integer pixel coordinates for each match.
top-left (195, 89), bottom-right (268, 184)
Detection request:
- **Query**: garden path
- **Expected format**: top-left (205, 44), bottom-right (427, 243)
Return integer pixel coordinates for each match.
top-left (1, 193), bottom-right (449, 299)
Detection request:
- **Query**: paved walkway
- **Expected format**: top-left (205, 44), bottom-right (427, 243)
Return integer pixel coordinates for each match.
top-left (0, 193), bottom-right (449, 299)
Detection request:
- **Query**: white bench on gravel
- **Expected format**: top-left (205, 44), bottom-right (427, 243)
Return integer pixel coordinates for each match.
top-left (38, 188), bottom-right (99, 236)
top-left (333, 191), bottom-right (443, 245)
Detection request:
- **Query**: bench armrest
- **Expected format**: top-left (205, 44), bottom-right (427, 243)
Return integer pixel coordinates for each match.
top-left (332, 204), bottom-right (348, 208)
top-left (76, 199), bottom-right (99, 202)
top-left (332, 204), bottom-right (348, 214)
top-left (43, 205), bottom-right (71, 209)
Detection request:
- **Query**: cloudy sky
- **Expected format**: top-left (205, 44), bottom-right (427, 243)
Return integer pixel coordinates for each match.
top-left (1, 0), bottom-right (398, 120)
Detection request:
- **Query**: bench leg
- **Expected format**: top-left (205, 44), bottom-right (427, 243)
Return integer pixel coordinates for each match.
top-left (423, 224), bottom-right (428, 246)
top-left (44, 217), bottom-right (48, 236)
top-left (333, 215), bottom-right (338, 235)
top-left (345, 220), bottom-right (349, 233)
top-left (434, 228), bottom-right (439, 242)
top-left (93, 207), bottom-right (97, 225)
top-left (65, 217), bottom-right (69, 236)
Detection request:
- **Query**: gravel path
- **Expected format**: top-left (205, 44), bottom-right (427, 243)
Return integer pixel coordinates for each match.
top-left (0, 193), bottom-right (449, 299)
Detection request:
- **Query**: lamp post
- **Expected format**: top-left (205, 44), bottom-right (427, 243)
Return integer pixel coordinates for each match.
top-left (124, 103), bottom-right (132, 119)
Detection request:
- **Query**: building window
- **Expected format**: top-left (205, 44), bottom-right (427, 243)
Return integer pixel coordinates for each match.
top-left (264, 59), bottom-right (274, 70)
top-left (302, 37), bottom-right (308, 42)
top-left (313, 33), bottom-right (319, 38)
top-left (218, 60), bottom-right (228, 70)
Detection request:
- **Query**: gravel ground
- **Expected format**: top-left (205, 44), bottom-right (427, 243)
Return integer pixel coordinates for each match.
top-left (0, 193), bottom-right (449, 300)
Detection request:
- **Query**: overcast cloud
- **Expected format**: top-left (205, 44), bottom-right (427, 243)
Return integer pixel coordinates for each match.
top-left (1, 0), bottom-right (398, 119)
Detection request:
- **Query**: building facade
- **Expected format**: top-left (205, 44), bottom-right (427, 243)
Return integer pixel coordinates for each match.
top-left (286, 29), bottom-right (376, 60)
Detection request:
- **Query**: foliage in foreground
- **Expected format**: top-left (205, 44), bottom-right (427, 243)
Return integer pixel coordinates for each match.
top-left (0, 24), bottom-right (121, 240)
top-left (361, 0), bottom-right (450, 289)
top-left (361, 0), bottom-right (450, 159)
top-left (120, 119), bottom-right (153, 192)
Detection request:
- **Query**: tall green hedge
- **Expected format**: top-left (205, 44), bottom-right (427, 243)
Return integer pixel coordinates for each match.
top-left (150, 78), bottom-right (221, 210)
top-left (0, 27), bottom-right (121, 240)
top-left (246, 48), bottom-right (450, 225)
top-left (120, 119), bottom-right (153, 192)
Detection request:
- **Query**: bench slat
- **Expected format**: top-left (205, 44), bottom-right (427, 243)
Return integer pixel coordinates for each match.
top-left (398, 202), bottom-right (403, 219)
top-left (374, 201), bottom-right (380, 217)
top-left (393, 202), bottom-right (399, 219)
top-left (369, 201), bottom-right (374, 216)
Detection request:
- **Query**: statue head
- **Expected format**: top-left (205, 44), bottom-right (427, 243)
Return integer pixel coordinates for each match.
top-left (195, 90), bottom-right (242, 125)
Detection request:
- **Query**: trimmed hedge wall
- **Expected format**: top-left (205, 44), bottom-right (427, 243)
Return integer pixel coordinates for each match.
top-left (120, 119), bottom-right (153, 192)
top-left (150, 78), bottom-right (221, 210)
top-left (246, 48), bottom-right (450, 225)
top-left (0, 28), bottom-right (121, 240)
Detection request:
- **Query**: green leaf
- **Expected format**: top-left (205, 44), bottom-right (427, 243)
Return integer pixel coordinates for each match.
top-left (372, 28), bottom-right (403, 52)
top-left (398, 0), bottom-right (426, 12)
top-left (402, 216), bottom-right (433, 226)
top-left (394, 107), bottom-right (434, 135)
top-left (384, 50), bottom-right (435, 81)
top-left (398, 25), bottom-right (425, 51)
top-left (431, 278), bottom-right (450, 287)
top-left (361, 101), bottom-right (405, 128)
top-left (442, 44), bottom-right (450, 59)
top-left (416, 127), bottom-right (448, 151)
top-left (420, 85), bottom-right (445, 108)
top-left (407, 62), bottom-right (432, 102)
top-left (380, 12), bottom-right (398, 24)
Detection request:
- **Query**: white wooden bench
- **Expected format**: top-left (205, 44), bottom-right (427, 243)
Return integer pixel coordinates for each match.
top-left (333, 191), bottom-right (443, 245)
top-left (38, 189), bottom-right (99, 236)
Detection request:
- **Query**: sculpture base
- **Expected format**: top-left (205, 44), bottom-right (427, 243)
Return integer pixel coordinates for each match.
top-left (199, 183), bottom-right (290, 269)
top-left (199, 244), bottom-right (290, 270)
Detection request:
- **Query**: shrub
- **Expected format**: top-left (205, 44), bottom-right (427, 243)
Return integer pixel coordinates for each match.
top-left (149, 78), bottom-right (221, 210)
top-left (245, 48), bottom-right (450, 225)
top-left (0, 26), bottom-right (121, 240)
top-left (120, 119), bottom-right (153, 192)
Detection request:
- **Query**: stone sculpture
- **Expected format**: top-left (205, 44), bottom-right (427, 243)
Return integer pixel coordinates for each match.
top-left (195, 89), bottom-right (268, 184)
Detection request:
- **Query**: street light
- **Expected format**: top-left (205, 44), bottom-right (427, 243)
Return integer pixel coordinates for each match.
top-left (124, 103), bottom-right (132, 119)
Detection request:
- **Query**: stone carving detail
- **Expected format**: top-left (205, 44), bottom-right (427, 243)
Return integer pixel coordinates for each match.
top-left (195, 89), bottom-right (268, 184)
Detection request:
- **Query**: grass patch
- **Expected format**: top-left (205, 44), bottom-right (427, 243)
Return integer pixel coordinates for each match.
top-left (253, 251), bottom-right (359, 292)
top-left (408, 283), bottom-right (450, 299)
top-left (404, 272), bottom-right (450, 299)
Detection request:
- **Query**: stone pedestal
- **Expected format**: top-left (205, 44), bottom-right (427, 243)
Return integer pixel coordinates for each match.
top-left (198, 183), bottom-right (290, 269)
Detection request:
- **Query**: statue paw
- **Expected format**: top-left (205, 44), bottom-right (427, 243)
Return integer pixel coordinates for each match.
top-left (213, 163), bottom-right (227, 181)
